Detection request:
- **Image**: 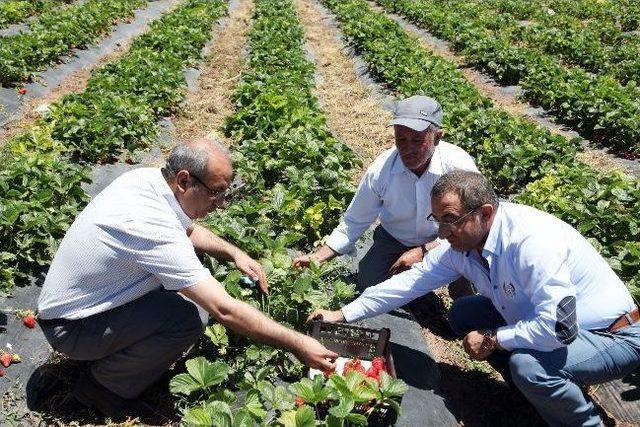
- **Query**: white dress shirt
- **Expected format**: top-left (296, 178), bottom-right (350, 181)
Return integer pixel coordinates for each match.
top-left (38, 168), bottom-right (212, 320)
top-left (341, 203), bottom-right (636, 351)
top-left (325, 142), bottom-right (478, 253)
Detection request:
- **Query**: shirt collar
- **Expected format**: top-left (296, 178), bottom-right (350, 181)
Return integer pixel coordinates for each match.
top-left (150, 169), bottom-right (193, 230)
top-left (481, 204), bottom-right (504, 258)
top-left (390, 145), bottom-right (443, 176)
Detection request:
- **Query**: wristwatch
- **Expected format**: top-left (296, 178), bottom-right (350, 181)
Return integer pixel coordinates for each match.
top-left (480, 329), bottom-right (497, 352)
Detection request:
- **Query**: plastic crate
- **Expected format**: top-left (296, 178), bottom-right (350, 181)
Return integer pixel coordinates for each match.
top-left (309, 321), bottom-right (400, 426)
top-left (309, 320), bottom-right (396, 378)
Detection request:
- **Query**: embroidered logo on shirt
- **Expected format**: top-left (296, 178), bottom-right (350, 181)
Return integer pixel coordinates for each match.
top-left (503, 282), bottom-right (516, 298)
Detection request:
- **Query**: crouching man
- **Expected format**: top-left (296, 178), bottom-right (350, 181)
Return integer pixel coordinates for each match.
top-left (309, 170), bottom-right (640, 426)
top-left (37, 138), bottom-right (337, 420)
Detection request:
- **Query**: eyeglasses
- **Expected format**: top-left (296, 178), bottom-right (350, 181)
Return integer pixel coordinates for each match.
top-left (427, 207), bottom-right (480, 229)
top-left (189, 172), bottom-right (244, 201)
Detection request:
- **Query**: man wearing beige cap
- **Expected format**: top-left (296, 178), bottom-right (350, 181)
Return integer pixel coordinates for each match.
top-left (294, 96), bottom-right (478, 290)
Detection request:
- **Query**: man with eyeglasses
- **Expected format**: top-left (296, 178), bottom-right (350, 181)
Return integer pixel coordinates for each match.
top-left (293, 96), bottom-right (478, 293)
top-left (310, 170), bottom-right (640, 426)
top-left (36, 138), bottom-right (338, 421)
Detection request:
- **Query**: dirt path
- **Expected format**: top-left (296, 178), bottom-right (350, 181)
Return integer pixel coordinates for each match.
top-left (294, 0), bottom-right (394, 180)
top-left (0, 0), bottom-right (178, 147)
top-left (172, 0), bottom-right (254, 145)
top-left (369, 1), bottom-right (640, 177)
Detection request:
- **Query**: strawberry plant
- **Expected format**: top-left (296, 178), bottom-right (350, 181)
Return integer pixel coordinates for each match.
top-left (0, 0), bottom-right (228, 292)
top-left (0, 0), bottom-right (148, 85)
top-left (0, 0), bottom-right (74, 29)
top-left (375, 0), bottom-right (640, 156)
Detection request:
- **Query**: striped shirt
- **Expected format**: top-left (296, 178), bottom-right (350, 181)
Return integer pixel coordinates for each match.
top-left (37, 168), bottom-right (212, 320)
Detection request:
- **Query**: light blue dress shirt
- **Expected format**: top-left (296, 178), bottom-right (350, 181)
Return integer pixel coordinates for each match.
top-left (325, 142), bottom-right (478, 253)
top-left (341, 203), bottom-right (636, 351)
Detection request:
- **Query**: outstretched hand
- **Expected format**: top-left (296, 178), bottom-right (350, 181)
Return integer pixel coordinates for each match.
top-left (233, 252), bottom-right (269, 294)
top-left (306, 308), bottom-right (345, 324)
top-left (389, 246), bottom-right (424, 275)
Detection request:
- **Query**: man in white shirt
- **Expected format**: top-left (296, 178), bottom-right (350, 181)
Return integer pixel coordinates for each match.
top-left (309, 170), bottom-right (640, 426)
top-left (293, 96), bottom-right (478, 291)
top-left (37, 138), bottom-right (337, 421)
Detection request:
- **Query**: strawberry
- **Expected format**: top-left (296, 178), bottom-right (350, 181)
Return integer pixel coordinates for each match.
top-left (365, 366), bottom-right (380, 381)
top-left (17, 88), bottom-right (26, 95)
top-left (0, 368), bottom-right (4, 377)
top-left (23, 314), bottom-right (36, 329)
top-left (0, 353), bottom-right (12, 368)
top-left (323, 367), bottom-right (335, 379)
top-left (11, 354), bottom-right (21, 363)
top-left (295, 396), bottom-right (305, 407)
top-left (371, 356), bottom-right (386, 372)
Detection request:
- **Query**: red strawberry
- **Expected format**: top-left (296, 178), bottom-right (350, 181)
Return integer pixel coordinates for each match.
top-left (295, 396), bottom-right (305, 407)
top-left (0, 353), bottom-right (12, 368)
top-left (371, 356), bottom-right (386, 372)
top-left (0, 369), bottom-right (4, 377)
top-left (23, 314), bottom-right (36, 329)
top-left (323, 367), bottom-right (335, 378)
top-left (18, 88), bottom-right (27, 95)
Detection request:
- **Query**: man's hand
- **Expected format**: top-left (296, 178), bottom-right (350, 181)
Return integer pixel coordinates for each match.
top-left (307, 308), bottom-right (345, 323)
top-left (233, 251), bottom-right (268, 294)
top-left (389, 246), bottom-right (424, 275)
top-left (292, 254), bottom-right (315, 269)
top-left (293, 335), bottom-right (338, 371)
top-left (462, 330), bottom-right (496, 360)
top-left (292, 245), bottom-right (338, 269)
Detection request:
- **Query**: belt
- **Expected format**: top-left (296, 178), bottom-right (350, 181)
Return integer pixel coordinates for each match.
top-left (607, 307), bottom-right (640, 333)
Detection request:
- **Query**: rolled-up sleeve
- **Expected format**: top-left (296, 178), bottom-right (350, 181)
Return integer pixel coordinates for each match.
top-left (496, 236), bottom-right (576, 351)
top-left (325, 171), bottom-right (383, 254)
top-left (342, 244), bottom-right (462, 322)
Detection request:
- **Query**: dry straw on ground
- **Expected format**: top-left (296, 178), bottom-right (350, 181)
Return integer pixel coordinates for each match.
top-left (173, 0), bottom-right (254, 145)
top-left (295, 0), bottom-right (395, 180)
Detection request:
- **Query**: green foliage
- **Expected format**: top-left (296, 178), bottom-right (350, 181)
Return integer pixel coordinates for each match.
top-left (515, 164), bottom-right (640, 298)
top-left (0, 127), bottom-right (90, 292)
top-left (0, 0), bottom-right (147, 85)
top-left (0, 0), bottom-right (73, 29)
top-left (375, 0), bottom-right (640, 156)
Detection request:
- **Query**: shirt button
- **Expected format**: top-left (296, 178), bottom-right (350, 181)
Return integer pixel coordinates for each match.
top-left (493, 286), bottom-right (497, 290)
top-left (501, 306), bottom-right (506, 310)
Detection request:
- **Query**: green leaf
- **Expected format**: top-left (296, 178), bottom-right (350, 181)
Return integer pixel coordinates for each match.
top-left (186, 357), bottom-right (230, 390)
top-left (244, 389), bottom-right (267, 420)
top-left (327, 396), bottom-right (354, 418)
top-left (295, 405), bottom-right (316, 427)
top-left (169, 373), bottom-right (201, 396)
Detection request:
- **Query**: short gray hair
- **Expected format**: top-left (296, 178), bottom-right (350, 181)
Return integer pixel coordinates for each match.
top-left (431, 170), bottom-right (498, 212)
top-left (163, 139), bottom-right (230, 180)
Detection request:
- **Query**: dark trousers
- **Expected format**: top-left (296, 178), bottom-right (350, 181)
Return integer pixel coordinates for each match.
top-left (39, 290), bottom-right (203, 398)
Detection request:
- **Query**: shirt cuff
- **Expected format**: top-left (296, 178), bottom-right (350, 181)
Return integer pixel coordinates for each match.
top-left (325, 230), bottom-right (354, 255)
top-left (340, 300), bottom-right (367, 323)
top-left (496, 326), bottom-right (518, 351)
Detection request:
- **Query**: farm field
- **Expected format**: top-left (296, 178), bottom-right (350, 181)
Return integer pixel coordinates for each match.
top-left (1, 0), bottom-right (639, 425)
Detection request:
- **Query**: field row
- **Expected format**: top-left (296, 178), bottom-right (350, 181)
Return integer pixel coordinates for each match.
top-left (376, 0), bottom-right (640, 157)
top-left (172, 0), bottom-right (406, 425)
top-left (0, 0), bottom-right (74, 29)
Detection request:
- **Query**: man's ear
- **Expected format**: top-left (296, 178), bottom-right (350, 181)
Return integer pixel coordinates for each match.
top-left (176, 170), bottom-right (190, 194)
top-left (433, 127), bottom-right (443, 144)
top-left (479, 204), bottom-right (494, 223)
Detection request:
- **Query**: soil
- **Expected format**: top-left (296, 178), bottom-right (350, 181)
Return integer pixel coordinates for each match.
top-left (172, 0), bottom-right (254, 145)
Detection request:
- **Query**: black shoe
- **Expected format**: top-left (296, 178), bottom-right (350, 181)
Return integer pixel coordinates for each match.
top-left (72, 370), bottom-right (157, 423)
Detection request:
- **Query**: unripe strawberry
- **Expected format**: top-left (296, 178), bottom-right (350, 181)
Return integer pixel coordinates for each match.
top-left (11, 354), bottom-right (21, 363)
